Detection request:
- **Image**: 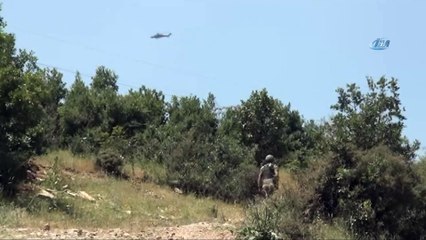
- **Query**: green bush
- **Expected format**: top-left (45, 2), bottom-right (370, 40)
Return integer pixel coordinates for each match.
top-left (69, 136), bottom-right (91, 155)
top-left (162, 130), bottom-right (258, 202)
top-left (95, 149), bottom-right (125, 177)
top-left (309, 145), bottom-right (426, 239)
top-left (238, 199), bottom-right (286, 240)
top-left (0, 22), bottom-right (49, 194)
top-left (238, 158), bottom-right (357, 240)
top-left (238, 193), bottom-right (312, 240)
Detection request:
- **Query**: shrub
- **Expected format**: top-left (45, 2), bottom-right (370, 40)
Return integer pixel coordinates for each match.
top-left (238, 192), bottom-right (312, 240)
top-left (162, 130), bottom-right (258, 202)
top-left (69, 136), bottom-right (90, 155)
top-left (309, 145), bottom-right (426, 239)
top-left (238, 199), bottom-right (286, 240)
top-left (238, 159), bottom-right (357, 240)
top-left (95, 149), bottom-right (124, 177)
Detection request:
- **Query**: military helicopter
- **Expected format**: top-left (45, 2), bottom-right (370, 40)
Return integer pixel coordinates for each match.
top-left (151, 33), bottom-right (172, 39)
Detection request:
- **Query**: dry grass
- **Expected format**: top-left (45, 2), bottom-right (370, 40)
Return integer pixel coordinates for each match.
top-left (0, 151), bottom-right (244, 231)
top-left (37, 150), bottom-right (96, 174)
top-left (1, 153), bottom-right (354, 239)
top-left (275, 168), bottom-right (299, 195)
top-left (240, 168), bottom-right (354, 240)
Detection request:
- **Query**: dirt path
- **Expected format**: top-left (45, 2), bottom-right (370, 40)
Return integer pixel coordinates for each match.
top-left (0, 222), bottom-right (238, 239)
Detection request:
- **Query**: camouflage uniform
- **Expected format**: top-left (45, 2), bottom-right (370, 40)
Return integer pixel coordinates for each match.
top-left (257, 154), bottom-right (279, 197)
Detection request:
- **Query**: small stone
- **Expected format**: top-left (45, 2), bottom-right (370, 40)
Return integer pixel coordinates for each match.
top-left (173, 188), bottom-right (183, 194)
top-left (43, 223), bottom-right (50, 231)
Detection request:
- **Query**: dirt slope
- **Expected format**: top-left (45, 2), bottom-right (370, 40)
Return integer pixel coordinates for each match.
top-left (0, 222), bottom-right (237, 239)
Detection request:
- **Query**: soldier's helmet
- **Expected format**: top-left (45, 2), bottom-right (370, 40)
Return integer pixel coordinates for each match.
top-left (265, 154), bottom-right (275, 163)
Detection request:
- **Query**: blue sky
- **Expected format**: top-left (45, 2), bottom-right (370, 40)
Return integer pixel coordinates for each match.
top-left (2, 0), bottom-right (426, 155)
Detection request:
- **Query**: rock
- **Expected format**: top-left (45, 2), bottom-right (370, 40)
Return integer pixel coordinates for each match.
top-left (43, 223), bottom-right (50, 231)
top-left (65, 190), bottom-right (77, 197)
top-left (173, 188), bottom-right (183, 194)
top-left (87, 232), bottom-right (96, 239)
top-left (77, 191), bottom-right (96, 202)
top-left (26, 169), bottom-right (37, 180)
top-left (38, 189), bottom-right (56, 199)
top-left (114, 230), bottom-right (124, 237)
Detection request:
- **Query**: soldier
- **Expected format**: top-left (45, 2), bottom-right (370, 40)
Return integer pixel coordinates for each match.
top-left (257, 154), bottom-right (279, 197)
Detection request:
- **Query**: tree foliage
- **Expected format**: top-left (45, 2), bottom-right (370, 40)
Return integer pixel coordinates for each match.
top-left (120, 86), bottom-right (166, 136)
top-left (38, 68), bottom-right (67, 150)
top-left (0, 20), bottom-right (48, 193)
top-left (90, 66), bottom-right (118, 93)
top-left (330, 76), bottom-right (419, 160)
top-left (141, 94), bottom-right (259, 201)
top-left (308, 77), bottom-right (425, 239)
top-left (1, 9), bottom-right (425, 236)
top-left (225, 89), bottom-right (307, 165)
top-left (60, 73), bottom-right (94, 142)
top-left (311, 146), bottom-right (425, 239)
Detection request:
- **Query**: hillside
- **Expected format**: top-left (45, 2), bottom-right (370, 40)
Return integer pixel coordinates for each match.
top-left (0, 151), bottom-right (245, 239)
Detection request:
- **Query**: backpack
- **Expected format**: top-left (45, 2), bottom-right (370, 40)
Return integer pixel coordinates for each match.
top-left (262, 163), bottom-right (276, 179)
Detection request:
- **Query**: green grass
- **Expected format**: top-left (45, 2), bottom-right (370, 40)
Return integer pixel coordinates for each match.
top-left (311, 219), bottom-right (354, 239)
top-left (239, 167), bottom-right (355, 240)
top-left (1, 150), bottom-right (355, 238)
top-left (0, 199), bottom-right (28, 227)
top-left (0, 150), bottom-right (244, 231)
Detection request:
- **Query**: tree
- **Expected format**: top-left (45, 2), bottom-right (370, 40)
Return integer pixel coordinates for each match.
top-left (120, 86), bottom-right (166, 136)
top-left (310, 146), bottom-right (424, 239)
top-left (308, 77), bottom-right (425, 239)
top-left (0, 16), bottom-right (47, 193)
top-left (38, 68), bottom-right (67, 149)
top-left (90, 65), bottom-right (118, 93)
top-left (150, 93), bottom-right (257, 201)
top-left (166, 93), bottom-right (218, 140)
top-left (106, 86), bottom-right (166, 162)
top-left (89, 66), bottom-right (120, 132)
top-left (60, 73), bottom-right (94, 139)
top-left (330, 76), bottom-right (419, 160)
top-left (236, 89), bottom-right (305, 165)
top-left (61, 67), bottom-right (121, 154)
top-left (218, 106), bottom-right (243, 141)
